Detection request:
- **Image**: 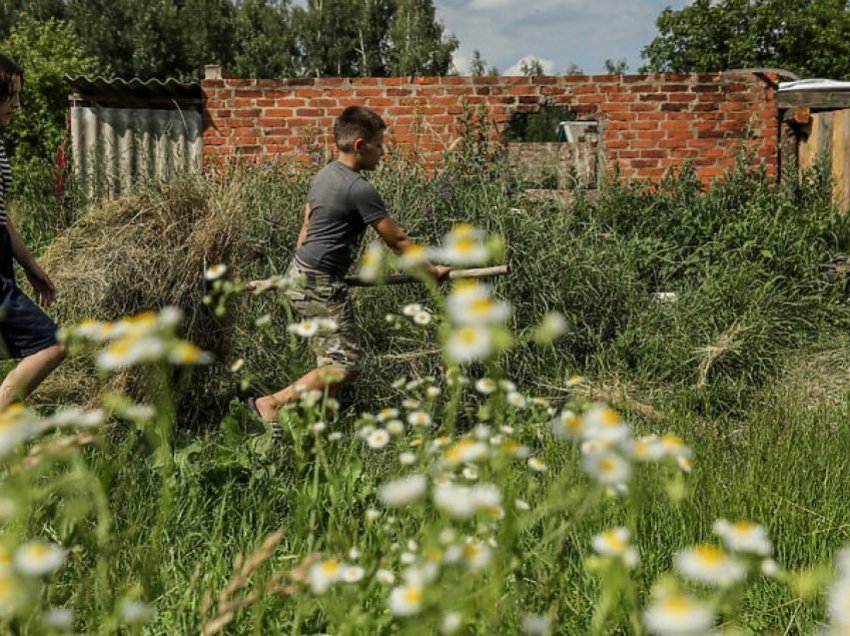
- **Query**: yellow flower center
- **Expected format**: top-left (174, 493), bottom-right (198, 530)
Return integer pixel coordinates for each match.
top-left (693, 544), bottom-right (726, 564)
top-left (661, 594), bottom-right (693, 615)
top-left (403, 586), bottom-right (422, 605)
top-left (732, 521), bottom-right (755, 533)
top-left (602, 530), bottom-right (627, 551)
top-left (320, 559), bottom-right (340, 576)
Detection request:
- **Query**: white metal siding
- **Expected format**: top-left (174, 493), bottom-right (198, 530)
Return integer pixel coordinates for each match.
top-left (70, 107), bottom-right (202, 199)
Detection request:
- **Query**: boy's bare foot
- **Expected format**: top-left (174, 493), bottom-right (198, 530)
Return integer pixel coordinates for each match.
top-left (252, 396), bottom-right (279, 422)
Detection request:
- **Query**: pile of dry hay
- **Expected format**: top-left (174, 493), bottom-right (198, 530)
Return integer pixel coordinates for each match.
top-left (33, 171), bottom-right (306, 424)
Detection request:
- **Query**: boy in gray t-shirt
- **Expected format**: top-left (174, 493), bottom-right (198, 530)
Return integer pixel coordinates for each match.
top-left (250, 106), bottom-right (449, 426)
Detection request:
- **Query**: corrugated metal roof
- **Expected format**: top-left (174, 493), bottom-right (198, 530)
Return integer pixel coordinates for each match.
top-left (779, 79), bottom-right (850, 92)
top-left (66, 75), bottom-right (203, 109)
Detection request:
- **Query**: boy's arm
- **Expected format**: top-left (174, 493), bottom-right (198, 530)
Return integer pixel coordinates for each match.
top-left (6, 217), bottom-right (56, 306)
top-left (296, 203), bottom-right (310, 250)
top-left (371, 216), bottom-right (450, 281)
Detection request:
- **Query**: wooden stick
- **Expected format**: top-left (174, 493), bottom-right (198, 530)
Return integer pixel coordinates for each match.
top-left (244, 264), bottom-right (508, 292)
top-left (345, 264), bottom-right (509, 287)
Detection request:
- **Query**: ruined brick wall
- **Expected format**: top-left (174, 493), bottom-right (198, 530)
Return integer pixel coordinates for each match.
top-left (201, 72), bottom-right (778, 183)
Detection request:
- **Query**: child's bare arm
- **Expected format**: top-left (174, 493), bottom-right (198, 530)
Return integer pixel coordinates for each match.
top-left (6, 217), bottom-right (56, 305)
top-left (296, 203), bottom-right (310, 250)
top-left (371, 216), bottom-right (450, 280)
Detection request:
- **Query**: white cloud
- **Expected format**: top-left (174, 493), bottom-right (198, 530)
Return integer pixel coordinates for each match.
top-left (503, 56), bottom-right (557, 77)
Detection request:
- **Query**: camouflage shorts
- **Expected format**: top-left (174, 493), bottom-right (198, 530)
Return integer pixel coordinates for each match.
top-left (283, 262), bottom-right (362, 372)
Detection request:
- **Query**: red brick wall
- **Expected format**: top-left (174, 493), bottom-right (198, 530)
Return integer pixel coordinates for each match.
top-left (201, 72), bottom-right (778, 183)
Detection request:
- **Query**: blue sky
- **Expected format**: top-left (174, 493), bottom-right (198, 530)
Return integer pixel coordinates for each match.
top-left (434, 0), bottom-right (691, 75)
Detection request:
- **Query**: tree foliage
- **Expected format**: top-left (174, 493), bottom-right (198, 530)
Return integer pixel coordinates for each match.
top-left (641, 0), bottom-right (850, 79)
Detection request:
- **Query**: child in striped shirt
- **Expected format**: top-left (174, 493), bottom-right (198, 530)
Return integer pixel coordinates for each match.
top-left (0, 52), bottom-right (65, 409)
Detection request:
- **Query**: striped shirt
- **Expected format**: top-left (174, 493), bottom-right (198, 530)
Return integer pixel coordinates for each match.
top-left (0, 141), bottom-right (10, 226)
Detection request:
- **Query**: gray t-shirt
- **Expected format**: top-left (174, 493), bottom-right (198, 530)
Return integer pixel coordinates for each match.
top-left (295, 161), bottom-right (388, 277)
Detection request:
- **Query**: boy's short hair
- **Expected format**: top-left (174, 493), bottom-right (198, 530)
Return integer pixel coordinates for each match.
top-left (0, 53), bottom-right (23, 102)
top-left (334, 106), bottom-right (386, 152)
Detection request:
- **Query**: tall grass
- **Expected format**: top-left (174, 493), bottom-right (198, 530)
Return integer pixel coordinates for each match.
top-left (5, 147), bottom-right (850, 633)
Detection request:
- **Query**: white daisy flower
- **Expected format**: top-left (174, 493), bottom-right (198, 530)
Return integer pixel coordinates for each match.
top-left (0, 576), bottom-right (17, 616)
top-left (400, 244), bottom-right (429, 267)
top-left (514, 499), bottom-right (531, 511)
top-left (521, 614), bottom-right (552, 635)
top-left (583, 404), bottom-right (630, 443)
top-left (399, 452), bottom-right (416, 466)
top-left (229, 358), bottom-right (245, 373)
top-left (674, 544), bottom-right (747, 587)
top-left (713, 519), bottom-right (772, 556)
top-left (527, 457), bottom-right (547, 472)
top-left (328, 431), bottom-right (343, 441)
top-left (447, 288), bottom-right (511, 325)
top-left (433, 483), bottom-right (477, 519)
top-left (761, 559), bottom-right (780, 577)
top-left (475, 378), bottom-right (497, 395)
top-left (96, 336), bottom-right (166, 370)
top-left (643, 591), bottom-right (714, 636)
top-left (659, 433), bottom-right (692, 459)
top-left (549, 410), bottom-right (584, 440)
top-left (365, 508), bottom-right (380, 522)
top-left (471, 483), bottom-right (501, 512)
top-left (367, 429), bottom-right (391, 450)
top-left (391, 377), bottom-right (407, 390)
top-left (403, 303), bottom-right (422, 317)
top-left (626, 435), bottom-right (666, 461)
top-left (462, 465), bottom-right (479, 480)
top-left (432, 225), bottom-right (490, 266)
top-left (348, 547), bottom-right (361, 561)
top-left (498, 379), bottom-right (516, 392)
top-left (342, 566), bottom-right (365, 583)
top-left (507, 391), bottom-right (527, 409)
top-left (534, 311), bottom-right (567, 343)
top-left (582, 451), bottom-right (631, 485)
top-left (828, 577), bottom-right (850, 626)
top-left (461, 539), bottom-right (492, 570)
top-left (204, 264), bottom-right (227, 280)
top-left (14, 541), bottom-right (66, 576)
top-left (443, 439), bottom-right (489, 465)
top-left (312, 421), bottom-right (327, 433)
top-left (446, 325), bottom-right (493, 363)
top-left (119, 599), bottom-right (156, 626)
top-left (413, 310), bottom-right (432, 326)
top-left (592, 527), bottom-right (640, 568)
top-left (358, 242), bottom-right (384, 283)
top-left (402, 398), bottom-right (420, 409)
top-left (441, 611), bottom-right (463, 634)
top-left (42, 607), bottom-right (74, 631)
top-left (168, 342), bottom-right (213, 365)
top-left (400, 551), bottom-right (416, 565)
top-left (407, 411), bottom-right (432, 428)
top-left (389, 583), bottom-right (423, 616)
top-left (379, 475), bottom-right (428, 508)
top-left (287, 320), bottom-right (318, 338)
top-left (377, 408), bottom-right (400, 423)
top-left (386, 420), bottom-right (405, 435)
top-left (426, 386), bottom-right (441, 398)
top-left (308, 559), bottom-right (343, 594)
top-left (375, 568), bottom-right (395, 585)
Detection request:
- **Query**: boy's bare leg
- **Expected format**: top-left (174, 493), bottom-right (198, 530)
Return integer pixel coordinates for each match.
top-left (0, 343), bottom-right (66, 411)
top-left (254, 365), bottom-right (358, 422)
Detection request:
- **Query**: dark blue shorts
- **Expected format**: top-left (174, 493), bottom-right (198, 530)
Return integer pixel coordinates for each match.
top-left (0, 275), bottom-right (59, 359)
top-left (0, 221), bottom-right (58, 359)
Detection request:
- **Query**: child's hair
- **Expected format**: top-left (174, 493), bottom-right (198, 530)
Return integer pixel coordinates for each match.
top-left (334, 106), bottom-right (386, 152)
top-left (0, 53), bottom-right (23, 102)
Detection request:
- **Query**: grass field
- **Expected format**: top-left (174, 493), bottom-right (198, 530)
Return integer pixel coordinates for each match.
top-left (4, 150), bottom-right (850, 634)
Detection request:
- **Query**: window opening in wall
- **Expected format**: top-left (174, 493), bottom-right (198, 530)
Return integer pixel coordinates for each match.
top-left (504, 105), bottom-right (577, 142)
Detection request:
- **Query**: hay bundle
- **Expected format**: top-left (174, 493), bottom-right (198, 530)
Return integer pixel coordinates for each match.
top-left (32, 171), bottom-right (306, 422)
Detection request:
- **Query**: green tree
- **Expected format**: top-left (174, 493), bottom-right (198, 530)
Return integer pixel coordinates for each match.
top-left (294, 0), bottom-right (361, 76)
top-left (66, 0), bottom-right (239, 80)
top-left (641, 0), bottom-right (850, 79)
top-left (0, 0), bottom-right (66, 41)
top-left (2, 14), bottom-right (99, 166)
top-left (604, 58), bottom-right (628, 74)
top-left (232, 0), bottom-right (299, 78)
top-left (470, 49), bottom-right (498, 76)
top-left (520, 58), bottom-right (545, 77)
top-left (387, 0), bottom-right (457, 76)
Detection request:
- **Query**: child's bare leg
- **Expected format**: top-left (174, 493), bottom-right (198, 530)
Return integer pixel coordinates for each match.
top-left (255, 365), bottom-right (358, 421)
top-left (0, 343), bottom-right (66, 411)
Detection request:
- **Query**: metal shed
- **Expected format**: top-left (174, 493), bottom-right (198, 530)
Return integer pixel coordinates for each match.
top-left (67, 76), bottom-right (203, 199)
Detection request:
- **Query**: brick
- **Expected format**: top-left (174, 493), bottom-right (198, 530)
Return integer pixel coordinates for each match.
top-left (387, 88), bottom-right (413, 97)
